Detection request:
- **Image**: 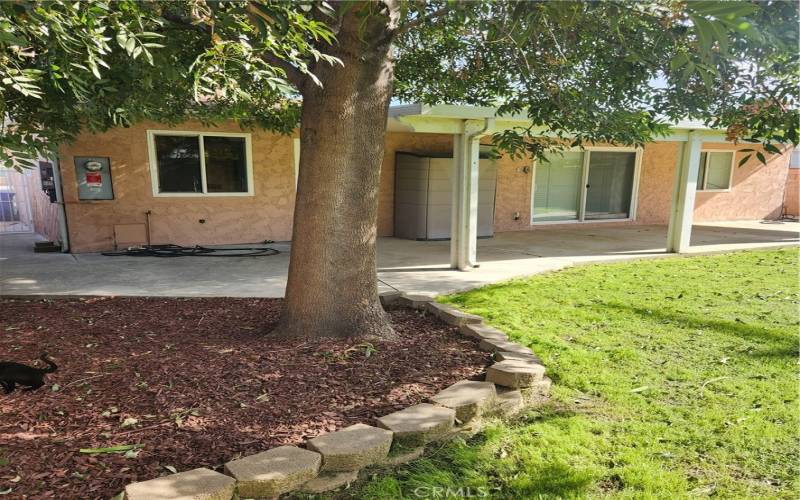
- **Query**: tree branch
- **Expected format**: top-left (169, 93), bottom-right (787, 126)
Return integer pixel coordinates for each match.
top-left (243, 4), bottom-right (307, 88)
top-left (393, 4), bottom-right (452, 36)
top-left (260, 52), bottom-right (307, 88)
top-left (160, 11), bottom-right (210, 33)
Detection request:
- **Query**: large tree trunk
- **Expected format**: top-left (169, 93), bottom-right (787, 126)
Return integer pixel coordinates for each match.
top-left (275, 8), bottom-right (398, 339)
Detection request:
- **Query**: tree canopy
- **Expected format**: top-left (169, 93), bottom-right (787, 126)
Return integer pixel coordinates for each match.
top-left (1, 0), bottom-right (797, 169)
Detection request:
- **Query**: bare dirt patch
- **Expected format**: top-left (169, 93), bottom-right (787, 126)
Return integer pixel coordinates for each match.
top-left (0, 297), bottom-right (489, 499)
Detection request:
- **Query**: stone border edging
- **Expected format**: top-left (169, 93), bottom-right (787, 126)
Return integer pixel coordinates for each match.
top-left (123, 291), bottom-right (551, 499)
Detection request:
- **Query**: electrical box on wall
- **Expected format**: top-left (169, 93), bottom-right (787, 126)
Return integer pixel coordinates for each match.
top-left (74, 156), bottom-right (113, 200)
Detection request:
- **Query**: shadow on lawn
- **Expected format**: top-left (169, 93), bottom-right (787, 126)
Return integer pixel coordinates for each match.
top-left (601, 302), bottom-right (798, 358)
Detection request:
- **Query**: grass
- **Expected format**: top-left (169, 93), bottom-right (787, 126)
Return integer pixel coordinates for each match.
top-left (338, 248), bottom-right (799, 499)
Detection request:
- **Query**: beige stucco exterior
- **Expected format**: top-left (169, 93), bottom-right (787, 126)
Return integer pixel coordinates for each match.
top-left (693, 143), bottom-right (791, 221)
top-left (58, 121), bottom-right (297, 252)
top-left (784, 169), bottom-right (800, 217)
top-left (56, 121), bottom-right (793, 252)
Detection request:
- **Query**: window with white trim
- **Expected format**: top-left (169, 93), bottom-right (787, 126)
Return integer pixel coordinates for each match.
top-left (148, 132), bottom-right (252, 195)
top-left (696, 151), bottom-right (734, 191)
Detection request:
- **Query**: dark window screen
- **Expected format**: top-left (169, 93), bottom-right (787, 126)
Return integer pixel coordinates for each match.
top-left (204, 136), bottom-right (247, 193)
top-left (154, 135), bottom-right (201, 193)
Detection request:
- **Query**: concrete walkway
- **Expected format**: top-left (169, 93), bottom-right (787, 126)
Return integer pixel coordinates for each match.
top-left (1, 221), bottom-right (797, 298)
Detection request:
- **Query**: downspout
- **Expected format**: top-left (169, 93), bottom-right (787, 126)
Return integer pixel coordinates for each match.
top-left (51, 156), bottom-right (70, 252)
top-left (467, 117), bottom-right (493, 141)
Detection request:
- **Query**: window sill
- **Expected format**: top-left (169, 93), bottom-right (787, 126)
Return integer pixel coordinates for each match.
top-left (152, 192), bottom-right (255, 198)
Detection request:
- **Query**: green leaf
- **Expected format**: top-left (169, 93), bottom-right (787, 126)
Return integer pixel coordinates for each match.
top-left (738, 155), bottom-right (751, 167)
top-left (125, 37), bottom-right (136, 55)
top-left (79, 444), bottom-right (143, 454)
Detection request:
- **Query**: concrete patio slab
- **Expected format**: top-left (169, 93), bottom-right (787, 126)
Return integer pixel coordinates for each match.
top-left (1, 221), bottom-right (797, 298)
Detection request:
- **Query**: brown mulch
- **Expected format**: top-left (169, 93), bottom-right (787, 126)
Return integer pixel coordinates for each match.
top-left (0, 297), bottom-right (490, 500)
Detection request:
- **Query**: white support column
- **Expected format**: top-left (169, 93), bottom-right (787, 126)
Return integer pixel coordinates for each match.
top-left (450, 132), bottom-right (467, 268)
top-left (666, 131), bottom-right (703, 253)
top-left (451, 119), bottom-right (492, 270)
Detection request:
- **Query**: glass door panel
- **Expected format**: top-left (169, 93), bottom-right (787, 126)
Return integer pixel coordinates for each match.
top-left (532, 152), bottom-right (583, 222)
top-left (584, 152), bottom-right (636, 220)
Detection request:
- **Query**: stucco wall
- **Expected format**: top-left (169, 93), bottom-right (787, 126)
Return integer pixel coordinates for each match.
top-left (59, 122), bottom-right (792, 252)
top-left (784, 168), bottom-right (800, 217)
top-left (468, 142), bottom-right (682, 231)
top-left (693, 144), bottom-right (791, 221)
top-left (429, 141), bottom-right (791, 232)
top-left (58, 121), bottom-right (296, 252)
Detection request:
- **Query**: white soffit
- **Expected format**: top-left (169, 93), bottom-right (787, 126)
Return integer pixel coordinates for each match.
top-left (386, 103), bottom-right (728, 142)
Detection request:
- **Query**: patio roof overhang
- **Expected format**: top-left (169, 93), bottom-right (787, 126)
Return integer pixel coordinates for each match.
top-left (387, 103), bottom-right (729, 142)
top-left (385, 103), bottom-right (730, 269)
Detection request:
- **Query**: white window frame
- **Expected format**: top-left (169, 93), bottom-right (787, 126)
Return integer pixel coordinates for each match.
top-left (790, 149), bottom-right (800, 169)
top-left (147, 130), bottom-right (254, 197)
top-left (530, 146), bottom-right (643, 225)
top-left (696, 149), bottom-right (735, 193)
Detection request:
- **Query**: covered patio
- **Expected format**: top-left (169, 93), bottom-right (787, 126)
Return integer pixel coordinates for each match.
top-left (388, 104), bottom-right (755, 271)
top-left (1, 221), bottom-right (796, 298)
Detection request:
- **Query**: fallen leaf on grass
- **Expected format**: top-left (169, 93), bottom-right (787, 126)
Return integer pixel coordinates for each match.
top-left (630, 386), bottom-right (650, 393)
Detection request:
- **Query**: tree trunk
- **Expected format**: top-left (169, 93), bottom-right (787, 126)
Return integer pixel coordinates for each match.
top-left (274, 9), bottom-right (397, 339)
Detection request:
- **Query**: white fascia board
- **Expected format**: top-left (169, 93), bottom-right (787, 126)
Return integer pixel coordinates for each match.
top-left (388, 104), bottom-right (732, 142)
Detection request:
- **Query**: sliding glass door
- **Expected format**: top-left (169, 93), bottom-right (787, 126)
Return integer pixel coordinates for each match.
top-left (532, 152), bottom-right (584, 222)
top-left (532, 149), bottom-right (639, 223)
top-left (585, 151), bottom-right (637, 220)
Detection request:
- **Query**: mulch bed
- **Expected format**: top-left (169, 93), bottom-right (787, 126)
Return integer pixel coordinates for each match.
top-left (0, 297), bottom-right (490, 499)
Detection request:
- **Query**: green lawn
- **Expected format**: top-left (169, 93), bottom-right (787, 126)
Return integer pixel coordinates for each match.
top-left (342, 248), bottom-right (799, 499)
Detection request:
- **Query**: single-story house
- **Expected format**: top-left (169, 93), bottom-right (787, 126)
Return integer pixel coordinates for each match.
top-left (24, 104), bottom-right (797, 266)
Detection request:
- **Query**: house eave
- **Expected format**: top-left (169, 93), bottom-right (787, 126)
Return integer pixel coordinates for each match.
top-left (387, 103), bottom-right (728, 142)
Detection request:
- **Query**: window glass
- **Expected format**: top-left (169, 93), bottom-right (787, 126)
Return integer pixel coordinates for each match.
top-left (154, 135), bottom-right (201, 193)
top-left (584, 151), bottom-right (636, 220)
top-left (204, 136), bottom-right (247, 193)
top-left (696, 152), bottom-right (707, 187)
top-left (705, 152), bottom-right (733, 190)
top-left (790, 150), bottom-right (800, 169)
top-left (532, 152), bottom-right (583, 221)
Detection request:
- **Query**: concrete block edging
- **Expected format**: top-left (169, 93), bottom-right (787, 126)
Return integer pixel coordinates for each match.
top-left (123, 292), bottom-right (551, 498)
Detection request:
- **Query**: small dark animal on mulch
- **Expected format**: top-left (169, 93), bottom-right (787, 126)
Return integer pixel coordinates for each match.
top-left (0, 353), bottom-right (58, 393)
